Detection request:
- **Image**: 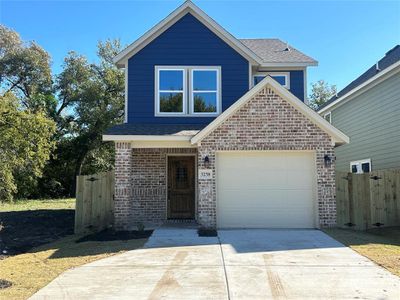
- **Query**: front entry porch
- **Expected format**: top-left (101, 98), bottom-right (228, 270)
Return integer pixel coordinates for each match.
top-left (113, 145), bottom-right (198, 230)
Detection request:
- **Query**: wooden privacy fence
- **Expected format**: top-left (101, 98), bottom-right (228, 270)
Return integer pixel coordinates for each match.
top-left (336, 169), bottom-right (400, 230)
top-left (75, 171), bottom-right (114, 234)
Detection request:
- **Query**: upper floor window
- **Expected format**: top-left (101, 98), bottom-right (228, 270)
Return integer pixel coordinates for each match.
top-left (156, 66), bottom-right (220, 116)
top-left (253, 72), bottom-right (290, 89)
top-left (158, 69), bottom-right (186, 114)
top-left (350, 159), bottom-right (371, 174)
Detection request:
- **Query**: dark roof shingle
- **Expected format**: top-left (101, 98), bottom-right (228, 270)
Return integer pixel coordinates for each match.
top-left (239, 38), bottom-right (317, 64)
top-left (105, 123), bottom-right (206, 136)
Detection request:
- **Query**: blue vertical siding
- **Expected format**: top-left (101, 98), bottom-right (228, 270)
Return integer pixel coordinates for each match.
top-left (127, 13), bottom-right (249, 124)
top-left (289, 70), bottom-right (305, 101)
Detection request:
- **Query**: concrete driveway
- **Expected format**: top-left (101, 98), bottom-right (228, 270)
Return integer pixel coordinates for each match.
top-left (31, 228), bottom-right (399, 299)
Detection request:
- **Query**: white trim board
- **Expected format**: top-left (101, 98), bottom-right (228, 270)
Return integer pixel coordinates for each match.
top-left (113, 1), bottom-right (262, 67)
top-left (102, 135), bottom-right (193, 142)
top-left (191, 76), bottom-right (349, 146)
top-left (318, 61), bottom-right (400, 114)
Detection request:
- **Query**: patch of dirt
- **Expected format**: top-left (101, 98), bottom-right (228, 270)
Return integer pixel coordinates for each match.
top-left (198, 228), bottom-right (218, 237)
top-left (0, 209), bottom-right (74, 258)
top-left (76, 229), bottom-right (153, 243)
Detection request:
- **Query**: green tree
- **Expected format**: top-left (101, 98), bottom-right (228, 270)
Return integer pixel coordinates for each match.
top-left (0, 25), bottom-right (55, 113)
top-left (0, 93), bottom-right (55, 201)
top-left (308, 80), bottom-right (337, 111)
top-left (39, 39), bottom-right (124, 196)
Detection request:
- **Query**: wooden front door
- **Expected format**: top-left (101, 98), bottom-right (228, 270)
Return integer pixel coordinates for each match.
top-left (167, 156), bottom-right (195, 219)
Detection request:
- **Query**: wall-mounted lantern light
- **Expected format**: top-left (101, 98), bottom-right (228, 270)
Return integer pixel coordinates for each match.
top-left (204, 155), bottom-right (210, 167)
top-left (324, 155), bottom-right (332, 167)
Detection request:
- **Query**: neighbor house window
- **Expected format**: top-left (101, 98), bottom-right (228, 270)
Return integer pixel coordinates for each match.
top-left (350, 159), bottom-right (371, 174)
top-left (253, 72), bottom-right (290, 88)
top-left (324, 112), bottom-right (331, 123)
top-left (155, 66), bottom-right (220, 116)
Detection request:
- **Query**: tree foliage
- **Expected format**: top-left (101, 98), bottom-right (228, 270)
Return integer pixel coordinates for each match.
top-left (0, 26), bottom-right (124, 201)
top-left (0, 93), bottom-right (55, 200)
top-left (0, 25), bottom-right (55, 113)
top-left (308, 80), bottom-right (337, 111)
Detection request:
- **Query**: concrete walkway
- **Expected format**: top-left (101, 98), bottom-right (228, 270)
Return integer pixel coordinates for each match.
top-left (31, 229), bottom-right (400, 299)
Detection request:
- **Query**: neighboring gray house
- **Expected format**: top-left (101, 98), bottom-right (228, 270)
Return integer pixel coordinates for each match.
top-left (318, 45), bottom-right (400, 173)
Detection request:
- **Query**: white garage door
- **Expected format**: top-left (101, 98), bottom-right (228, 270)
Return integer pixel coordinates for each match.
top-left (216, 151), bottom-right (316, 228)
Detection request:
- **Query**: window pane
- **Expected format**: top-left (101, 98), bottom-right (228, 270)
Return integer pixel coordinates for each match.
top-left (351, 165), bottom-right (358, 173)
top-left (159, 70), bottom-right (183, 91)
top-left (193, 92), bottom-right (217, 113)
top-left (271, 75), bottom-right (286, 85)
top-left (361, 163), bottom-right (370, 173)
top-left (159, 92), bottom-right (183, 113)
top-left (193, 70), bottom-right (217, 91)
top-left (254, 75), bottom-right (265, 85)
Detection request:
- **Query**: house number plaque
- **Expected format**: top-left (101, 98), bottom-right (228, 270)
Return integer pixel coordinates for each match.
top-left (199, 169), bottom-right (213, 180)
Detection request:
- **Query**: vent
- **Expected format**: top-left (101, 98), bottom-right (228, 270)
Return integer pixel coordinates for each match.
top-left (376, 62), bottom-right (380, 72)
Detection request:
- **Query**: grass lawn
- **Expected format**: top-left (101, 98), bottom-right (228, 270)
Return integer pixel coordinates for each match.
top-left (0, 198), bottom-right (75, 212)
top-left (324, 227), bottom-right (400, 277)
top-left (0, 198), bottom-right (148, 299)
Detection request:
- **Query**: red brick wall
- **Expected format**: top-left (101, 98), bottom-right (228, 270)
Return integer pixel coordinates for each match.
top-left (114, 86), bottom-right (336, 230)
top-left (197, 86), bottom-right (336, 228)
top-left (114, 146), bottom-right (197, 230)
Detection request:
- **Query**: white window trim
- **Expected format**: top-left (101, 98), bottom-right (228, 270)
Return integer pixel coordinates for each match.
top-left (350, 158), bottom-right (372, 174)
top-left (190, 68), bottom-right (221, 116)
top-left (253, 72), bottom-right (290, 89)
top-left (324, 112), bottom-right (331, 123)
top-left (155, 66), bottom-right (221, 117)
top-left (155, 67), bottom-right (186, 116)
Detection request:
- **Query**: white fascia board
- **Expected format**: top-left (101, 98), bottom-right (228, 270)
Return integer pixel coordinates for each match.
top-left (260, 61), bottom-right (318, 68)
top-left (318, 61), bottom-right (400, 114)
top-left (102, 135), bottom-right (193, 142)
top-left (113, 1), bottom-right (262, 68)
top-left (131, 140), bottom-right (196, 148)
top-left (191, 76), bottom-right (349, 146)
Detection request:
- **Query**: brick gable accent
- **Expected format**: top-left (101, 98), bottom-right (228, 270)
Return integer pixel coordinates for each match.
top-left (197, 86), bottom-right (336, 228)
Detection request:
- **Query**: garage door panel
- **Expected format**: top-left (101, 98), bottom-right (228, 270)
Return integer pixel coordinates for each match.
top-left (286, 171), bottom-right (314, 188)
top-left (219, 210), bottom-right (314, 228)
top-left (218, 190), bottom-right (314, 208)
top-left (218, 170), bottom-right (288, 189)
top-left (217, 151), bottom-right (316, 228)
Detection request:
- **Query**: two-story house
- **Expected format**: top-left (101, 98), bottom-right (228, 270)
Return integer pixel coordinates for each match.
top-left (319, 45), bottom-right (400, 174)
top-left (103, 1), bottom-right (349, 230)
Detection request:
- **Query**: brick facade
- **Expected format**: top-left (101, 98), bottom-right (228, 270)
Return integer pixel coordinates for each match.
top-left (197, 86), bottom-right (336, 228)
top-left (114, 146), bottom-right (197, 230)
top-left (114, 85), bottom-right (336, 230)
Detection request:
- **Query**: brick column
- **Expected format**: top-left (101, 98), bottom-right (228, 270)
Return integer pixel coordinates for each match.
top-left (114, 142), bottom-right (132, 230)
top-left (316, 148), bottom-right (337, 227)
top-left (197, 147), bottom-right (217, 229)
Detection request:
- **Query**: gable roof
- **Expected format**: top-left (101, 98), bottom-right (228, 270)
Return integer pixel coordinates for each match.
top-left (240, 39), bottom-right (317, 66)
top-left (191, 76), bottom-right (349, 146)
top-left (113, 1), bottom-right (263, 67)
top-left (113, 1), bottom-right (317, 68)
top-left (319, 45), bottom-right (400, 113)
